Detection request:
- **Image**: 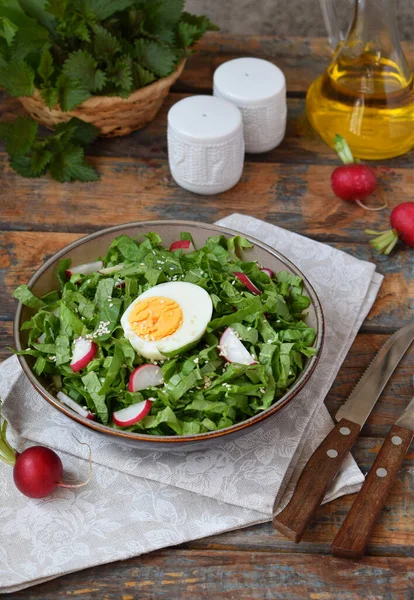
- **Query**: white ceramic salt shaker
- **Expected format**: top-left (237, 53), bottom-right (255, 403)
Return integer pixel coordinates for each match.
top-left (167, 95), bottom-right (244, 195)
top-left (213, 57), bottom-right (287, 153)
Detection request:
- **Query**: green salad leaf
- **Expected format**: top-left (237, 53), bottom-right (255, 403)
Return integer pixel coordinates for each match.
top-left (15, 233), bottom-right (318, 436)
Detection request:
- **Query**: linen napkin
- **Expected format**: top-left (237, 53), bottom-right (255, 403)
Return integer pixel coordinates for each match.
top-left (0, 214), bottom-right (383, 594)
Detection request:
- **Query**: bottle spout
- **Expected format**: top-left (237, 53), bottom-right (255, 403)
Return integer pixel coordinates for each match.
top-left (319, 0), bottom-right (349, 50)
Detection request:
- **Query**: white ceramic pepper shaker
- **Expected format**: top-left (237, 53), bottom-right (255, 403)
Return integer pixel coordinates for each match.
top-left (167, 95), bottom-right (244, 195)
top-left (213, 57), bottom-right (287, 154)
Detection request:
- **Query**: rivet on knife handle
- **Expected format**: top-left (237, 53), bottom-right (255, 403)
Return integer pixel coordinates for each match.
top-left (272, 418), bottom-right (360, 543)
top-left (331, 423), bottom-right (414, 559)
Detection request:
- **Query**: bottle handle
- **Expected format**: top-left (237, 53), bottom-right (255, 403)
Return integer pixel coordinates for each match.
top-left (319, 0), bottom-right (351, 51)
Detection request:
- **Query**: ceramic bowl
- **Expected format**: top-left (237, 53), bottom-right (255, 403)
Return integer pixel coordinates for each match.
top-left (14, 220), bottom-right (324, 451)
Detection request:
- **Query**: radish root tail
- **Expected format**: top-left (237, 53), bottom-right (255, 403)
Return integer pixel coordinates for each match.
top-left (56, 436), bottom-right (92, 489)
top-left (356, 189), bottom-right (388, 212)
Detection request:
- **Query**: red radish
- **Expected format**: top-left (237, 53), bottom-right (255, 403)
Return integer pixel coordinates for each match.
top-left (57, 391), bottom-right (95, 420)
top-left (0, 403), bottom-right (92, 498)
top-left (128, 364), bottom-right (164, 392)
top-left (234, 272), bottom-right (261, 295)
top-left (169, 240), bottom-right (194, 253)
top-left (66, 260), bottom-right (104, 278)
top-left (260, 267), bottom-right (274, 279)
top-left (115, 279), bottom-right (125, 289)
top-left (98, 263), bottom-right (124, 275)
top-left (112, 400), bottom-right (152, 427)
top-left (13, 447), bottom-right (63, 498)
top-left (331, 164), bottom-right (377, 203)
top-left (331, 135), bottom-right (385, 211)
top-left (366, 202), bottom-right (414, 254)
top-left (70, 337), bottom-right (98, 372)
top-left (219, 327), bottom-right (256, 365)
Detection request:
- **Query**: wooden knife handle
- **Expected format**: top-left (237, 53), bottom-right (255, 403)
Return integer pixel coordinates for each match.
top-left (272, 418), bottom-right (361, 542)
top-left (331, 424), bottom-right (413, 559)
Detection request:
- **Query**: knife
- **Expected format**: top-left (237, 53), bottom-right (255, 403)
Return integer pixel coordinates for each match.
top-left (331, 395), bottom-right (414, 559)
top-left (272, 322), bottom-right (414, 543)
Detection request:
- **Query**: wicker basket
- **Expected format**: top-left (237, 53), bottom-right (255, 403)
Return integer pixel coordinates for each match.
top-left (18, 60), bottom-right (186, 137)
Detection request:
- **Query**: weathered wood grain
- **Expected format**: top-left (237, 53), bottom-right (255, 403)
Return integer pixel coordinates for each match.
top-left (8, 550), bottom-right (414, 599)
top-left (1, 91), bottom-right (413, 170)
top-left (1, 230), bottom-right (412, 333)
top-left (1, 156), bottom-right (413, 242)
top-left (179, 34), bottom-right (414, 95)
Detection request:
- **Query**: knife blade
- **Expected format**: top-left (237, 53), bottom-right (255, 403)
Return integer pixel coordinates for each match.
top-left (272, 322), bottom-right (414, 543)
top-left (331, 396), bottom-right (414, 559)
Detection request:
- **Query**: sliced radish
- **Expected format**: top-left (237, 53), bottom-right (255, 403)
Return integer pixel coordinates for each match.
top-left (57, 391), bottom-right (95, 420)
top-left (218, 327), bottom-right (256, 365)
top-left (70, 337), bottom-right (98, 372)
top-left (260, 267), bottom-right (274, 279)
top-left (115, 279), bottom-right (125, 288)
top-left (234, 272), bottom-right (261, 295)
top-left (37, 332), bottom-right (46, 344)
top-left (98, 263), bottom-right (124, 275)
top-left (113, 400), bottom-right (152, 427)
top-left (66, 260), bottom-right (104, 278)
top-left (128, 364), bottom-right (164, 392)
top-left (169, 240), bottom-right (194, 253)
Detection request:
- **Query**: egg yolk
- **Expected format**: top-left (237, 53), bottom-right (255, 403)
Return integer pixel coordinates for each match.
top-left (128, 296), bottom-right (183, 341)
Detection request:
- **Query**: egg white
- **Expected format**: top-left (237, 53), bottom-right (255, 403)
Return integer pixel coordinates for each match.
top-left (121, 281), bottom-right (213, 360)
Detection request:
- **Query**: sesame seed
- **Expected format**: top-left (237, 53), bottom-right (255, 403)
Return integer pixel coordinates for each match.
top-left (193, 357), bottom-right (199, 364)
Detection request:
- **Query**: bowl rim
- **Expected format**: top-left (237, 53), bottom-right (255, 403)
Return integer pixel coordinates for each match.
top-left (14, 219), bottom-right (325, 445)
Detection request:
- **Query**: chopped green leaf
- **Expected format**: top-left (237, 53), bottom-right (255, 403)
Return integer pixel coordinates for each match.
top-left (13, 284), bottom-right (46, 309)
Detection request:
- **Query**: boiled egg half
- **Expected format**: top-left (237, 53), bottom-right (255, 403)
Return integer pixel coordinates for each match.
top-left (121, 281), bottom-right (213, 360)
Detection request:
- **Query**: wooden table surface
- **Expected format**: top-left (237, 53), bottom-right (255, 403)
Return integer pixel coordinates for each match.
top-left (1, 34), bottom-right (413, 600)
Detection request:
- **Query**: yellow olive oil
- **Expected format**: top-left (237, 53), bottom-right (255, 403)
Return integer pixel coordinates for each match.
top-left (306, 53), bottom-right (414, 160)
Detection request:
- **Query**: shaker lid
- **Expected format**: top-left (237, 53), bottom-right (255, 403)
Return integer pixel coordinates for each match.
top-left (213, 57), bottom-right (286, 106)
top-left (167, 95), bottom-right (242, 145)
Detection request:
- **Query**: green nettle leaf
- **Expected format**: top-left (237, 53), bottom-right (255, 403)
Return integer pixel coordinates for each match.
top-left (132, 63), bottom-right (156, 89)
top-left (1, 61), bottom-right (35, 97)
top-left (16, 0), bottom-right (57, 33)
top-left (181, 12), bottom-right (219, 34)
top-left (49, 144), bottom-right (99, 183)
top-left (9, 155), bottom-right (36, 177)
top-left (155, 0), bottom-right (185, 25)
top-left (57, 74), bottom-right (90, 111)
top-left (92, 24), bottom-right (121, 58)
top-left (38, 47), bottom-right (54, 82)
top-left (30, 146), bottom-right (53, 175)
top-left (134, 39), bottom-right (177, 78)
top-left (9, 22), bottom-right (50, 60)
top-left (45, 0), bottom-right (68, 19)
top-left (73, 20), bottom-right (90, 42)
top-left (176, 22), bottom-right (200, 48)
top-left (107, 56), bottom-right (132, 92)
top-left (62, 49), bottom-right (106, 92)
top-left (0, 116), bottom-right (38, 156)
top-left (60, 118), bottom-right (99, 147)
top-left (79, 0), bottom-right (135, 21)
top-left (40, 85), bottom-right (58, 109)
top-left (0, 17), bottom-right (18, 45)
